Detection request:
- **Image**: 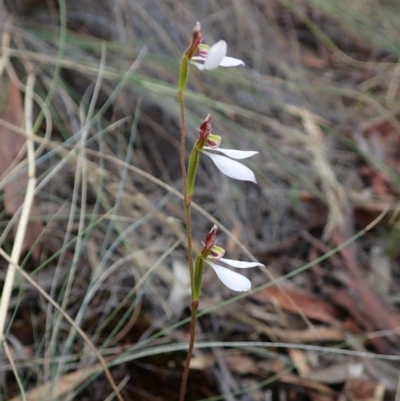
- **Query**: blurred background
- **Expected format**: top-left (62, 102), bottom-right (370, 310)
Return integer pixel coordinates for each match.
top-left (1, 0), bottom-right (400, 400)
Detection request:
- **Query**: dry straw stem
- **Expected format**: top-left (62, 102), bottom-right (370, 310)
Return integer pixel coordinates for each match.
top-left (0, 7), bottom-right (12, 76)
top-left (0, 247), bottom-right (125, 401)
top-left (0, 52), bottom-right (123, 401)
top-left (3, 339), bottom-right (26, 401)
top-left (305, 126), bottom-right (346, 239)
top-left (0, 72), bottom-right (37, 341)
top-left (294, 106), bottom-right (347, 239)
top-left (48, 43), bottom-right (107, 382)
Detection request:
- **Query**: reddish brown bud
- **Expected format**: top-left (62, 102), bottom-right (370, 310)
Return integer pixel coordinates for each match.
top-left (199, 114), bottom-right (211, 133)
top-left (184, 21), bottom-right (203, 60)
top-left (197, 114), bottom-right (212, 148)
top-left (201, 225), bottom-right (218, 256)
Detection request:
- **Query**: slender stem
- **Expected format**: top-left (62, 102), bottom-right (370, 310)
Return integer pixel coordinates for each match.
top-left (178, 89), bottom-right (194, 293)
top-left (179, 300), bottom-right (198, 401)
top-left (178, 79), bottom-right (198, 401)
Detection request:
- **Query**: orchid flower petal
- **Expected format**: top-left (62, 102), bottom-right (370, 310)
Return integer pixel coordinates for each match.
top-left (190, 60), bottom-right (206, 70)
top-left (202, 151), bottom-right (257, 183)
top-left (203, 40), bottom-right (227, 70)
top-left (219, 56), bottom-right (245, 67)
top-left (190, 41), bottom-right (244, 70)
top-left (207, 261), bottom-right (251, 292)
top-left (219, 258), bottom-right (264, 268)
top-left (203, 147), bottom-right (259, 159)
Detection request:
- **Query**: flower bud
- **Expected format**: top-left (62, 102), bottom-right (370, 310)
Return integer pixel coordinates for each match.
top-left (184, 21), bottom-right (203, 60)
top-left (201, 225), bottom-right (218, 257)
top-left (196, 114), bottom-right (212, 148)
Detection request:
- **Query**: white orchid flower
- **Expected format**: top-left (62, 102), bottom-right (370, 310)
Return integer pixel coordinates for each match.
top-left (198, 225), bottom-right (264, 292)
top-left (190, 40), bottom-right (245, 71)
top-left (206, 257), bottom-right (263, 292)
top-left (202, 147), bottom-right (259, 183)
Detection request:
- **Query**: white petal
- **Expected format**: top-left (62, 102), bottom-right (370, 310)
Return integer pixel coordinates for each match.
top-left (204, 40), bottom-right (227, 70)
top-left (219, 56), bottom-right (245, 67)
top-left (219, 258), bottom-right (264, 268)
top-left (202, 151), bottom-right (257, 183)
top-left (191, 56), bottom-right (207, 61)
top-left (207, 261), bottom-right (251, 292)
top-left (203, 147), bottom-right (259, 159)
top-left (190, 60), bottom-right (205, 70)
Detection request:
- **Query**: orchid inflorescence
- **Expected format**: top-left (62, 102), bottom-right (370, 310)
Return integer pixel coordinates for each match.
top-left (180, 22), bottom-right (263, 294)
top-left (178, 22), bottom-right (263, 401)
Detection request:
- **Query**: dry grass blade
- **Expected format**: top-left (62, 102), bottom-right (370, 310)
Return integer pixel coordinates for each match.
top-left (0, 73), bottom-right (37, 341)
top-left (7, 364), bottom-right (100, 401)
top-left (0, 247), bottom-right (124, 401)
top-left (297, 107), bottom-right (347, 239)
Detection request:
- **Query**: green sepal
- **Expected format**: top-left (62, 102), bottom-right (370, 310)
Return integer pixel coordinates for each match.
top-left (179, 57), bottom-right (189, 93)
top-left (187, 146), bottom-right (200, 202)
top-left (193, 256), bottom-right (205, 301)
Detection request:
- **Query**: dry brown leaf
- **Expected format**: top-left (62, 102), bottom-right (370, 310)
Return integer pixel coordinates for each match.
top-left (0, 79), bottom-right (43, 259)
top-left (308, 393), bottom-right (337, 401)
top-left (357, 113), bottom-right (400, 193)
top-left (8, 364), bottom-right (101, 401)
top-left (288, 348), bottom-right (310, 377)
top-left (253, 283), bottom-right (341, 325)
top-left (256, 324), bottom-right (344, 343)
top-left (269, 368), bottom-right (336, 397)
top-left (347, 378), bottom-right (385, 401)
top-left (305, 363), bottom-right (347, 384)
top-left (189, 353), bottom-right (214, 370)
top-left (236, 303), bottom-right (344, 343)
top-left (331, 226), bottom-right (400, 353)
top-left (224, 354), bottom-right (259, 375)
